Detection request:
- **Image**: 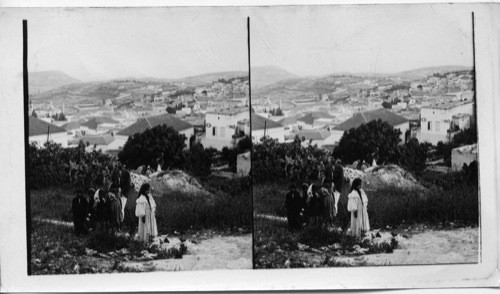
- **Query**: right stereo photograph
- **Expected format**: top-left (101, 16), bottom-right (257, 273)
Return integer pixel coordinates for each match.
top-left (250, 4), bottom-right (479, 269)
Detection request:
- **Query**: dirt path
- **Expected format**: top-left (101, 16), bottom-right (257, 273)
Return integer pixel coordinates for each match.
top-left (291, 228), bottom-right (479, 266)
top-left (123, 234), bottom-right (253, 271)
top-left (255, 214), bottom-right (478, 266)
top-left (34, 218), bottom-right (73, 227)
top-left (338, 228), bottom-right (479, 265)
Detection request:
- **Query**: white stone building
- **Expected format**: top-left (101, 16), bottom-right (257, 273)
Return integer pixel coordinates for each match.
top-left (451, 144), bottom-right (478, 171)
top-left (251, 113), bottom-right (285, 143)
top-left (417, 101), bottom-right (474, 145)
top-left (201, 107), bottom-right (249, 150)
top-left (29, 116), bottom-right (68, 147)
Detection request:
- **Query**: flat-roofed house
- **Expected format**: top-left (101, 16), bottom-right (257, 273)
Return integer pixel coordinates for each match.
top-left (62, 120), bottom-right (83, 138)
top-left (451, 143), bottom-right (478, 171)
top-left (296, 128), bottom-right (335, 148)
top-left (81, 117), bottom-right (120, 134)
top-left (251, 113), bottom-right (285, 143)
top-left (277, 114), bottom-right (301, 137)
top-left (417, 101), bottom-right (474, 145)
top-left (29, 116), bottom-right (68, 147)
top-left (201, 107), bottom-right (249, 150)
top-left (115, 113), bottom-right (194, 151)
top-left (297, 112), bottom-right (335, 130)
top-left (81, 134), bottom-right (116, 152)
top-left (332, 108), bottom-right (409, 144)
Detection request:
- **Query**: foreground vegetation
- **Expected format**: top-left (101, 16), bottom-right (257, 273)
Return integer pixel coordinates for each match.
top-left (253, 167), bottom-right (479, 268)
top-left (31, 220), bottom-right (189, 275)
top-left (30, 173), bottom-right (251, 274)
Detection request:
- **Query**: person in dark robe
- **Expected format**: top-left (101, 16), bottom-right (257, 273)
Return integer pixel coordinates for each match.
top-left (319, 180), bottom-right (335, 227)
top-left (285, 184), bottom-right (302, 231)
top-left (306, 184), bottom-right (322, 226)
top-left (94, 189), bottom-right (110, 233)
top-left (86, 188), bottom-right (96, 231)
top-left (108, 184), bottom-right (123, 233)
top-left (300, 183), bottom-right (309, 225)
top-left (119, 165), bottom-right (134, 217)
top-left (332, 159), bottom-right (344, 193)
top-left (324, 156), bottom-right (335, 193)
top-left (72, 189), bottom-right (88, 236)
top-left (110, 162), bottom-right (121, 189)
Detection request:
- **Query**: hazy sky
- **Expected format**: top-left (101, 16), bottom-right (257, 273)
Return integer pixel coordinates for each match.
top-left (28, 7), bottom-right (249, 81)
top-left (26, 5), bottom-right (474, 81)
top-left (247, 4), bottom-right (474, 76)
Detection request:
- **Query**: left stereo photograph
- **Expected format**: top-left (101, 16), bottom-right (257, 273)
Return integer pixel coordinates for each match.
top-left (25, 7), bottom-right (252, 275)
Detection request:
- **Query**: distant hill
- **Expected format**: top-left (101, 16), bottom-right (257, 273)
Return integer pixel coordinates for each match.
top-left (251, 66), bottom-right (298, 88)
top-left (29, 71), bottom-right (81, 93)
top-left (175, 71), bottom-right (248, 86)
top-left (391, 65), bottom-right (472, 79)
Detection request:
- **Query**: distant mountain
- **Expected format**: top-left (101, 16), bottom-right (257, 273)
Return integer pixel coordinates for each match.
top-left (175, 71), bottom-right (248, 86)
top-left (391, 65), bottom-right (472, 79)
top-left (29, 70), bottom-right (81, 93)
top-left (251, 66), bottom-right (299, 87)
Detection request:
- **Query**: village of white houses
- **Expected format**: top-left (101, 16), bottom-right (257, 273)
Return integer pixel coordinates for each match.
top-left (27, 8), bottom-right (253, 274)
top-left (250, 5), bottom-right (479, 269)
top-left (24, 5), bottom-right (480, 274)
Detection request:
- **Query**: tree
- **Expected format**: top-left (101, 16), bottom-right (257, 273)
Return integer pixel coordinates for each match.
top-left (398, 138), bottom-right (429, 175)
top-left (333, 119), bottom-right (402, 165)
top-left (183, 143), bottom-right (214, 178)
top-left (236, 135), bottom-right (252, 151)
top-left (31, 110), bottom-right (37, 118)
top-left (382, 101), bottom-right (392, 109)
top-left (166, 106), bottom-right (176, 114)
top-left (118, 125), bottom-right (187, 170)
top-left (435, 127), bottom-right (477, 167)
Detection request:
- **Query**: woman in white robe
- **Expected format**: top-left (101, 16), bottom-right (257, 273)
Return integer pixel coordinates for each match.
top-left (347, 178), bottom-right (370, 237)
top-left (135, 183), bottom-right (158, 242)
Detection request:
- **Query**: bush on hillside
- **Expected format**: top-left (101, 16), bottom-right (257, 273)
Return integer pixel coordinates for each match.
top-left (333, 119), bottom-right (402, 166)
top-left (398, 138), bottom-right (432, 175)
top-left (252, 136), bottom-right (328, 183)
top-left (29, 141), bottom-right (116, 190)
top-left (118, 125), bottom-right (186, 170)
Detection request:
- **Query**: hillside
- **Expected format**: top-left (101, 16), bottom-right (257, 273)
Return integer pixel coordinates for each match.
top-left (29, 70), bottom-right (81, 93)
top-left (252, 77), bottom-right (321, 101)
top-left (251, 66), bottom-right (299, 88)
top-left (175, 71), bottom-right (248, 86)
top-left (392, 65), bottom-right (472, 79)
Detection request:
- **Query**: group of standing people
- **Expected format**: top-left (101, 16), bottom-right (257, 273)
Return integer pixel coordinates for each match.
top-left (72, 162), bottom-right (158, 243)
top-left (285, 157), bottom-right (370, 237)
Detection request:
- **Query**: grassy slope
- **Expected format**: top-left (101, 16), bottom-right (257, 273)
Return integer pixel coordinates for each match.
top-left (30, 175), bottom-right (252, 274)
top-left (253, 171), bottom-right (479, 268)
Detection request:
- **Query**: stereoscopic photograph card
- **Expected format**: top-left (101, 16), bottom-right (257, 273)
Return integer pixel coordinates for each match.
top-left (0, 1), bottom-right (498, 292)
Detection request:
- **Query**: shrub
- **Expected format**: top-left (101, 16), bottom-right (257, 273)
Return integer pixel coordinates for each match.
top-left (86, 232), bottom-right (132, 253)
top-left (398, 138), bottom-right (430, 175)
top-left (183, 143), bottom-right (215, 178)
top-left (298, 225), bottom-right (343, 248)
top-left (29, 141), bottom-right (116, 190)
top-left (118, 125), bottom-right (186, 170)
top-left (252, 137), bottom-right (328, 183)
top-left (154, 176), bottom-right (252, 233)
top-left (333, 119), bottom-right (402, 165)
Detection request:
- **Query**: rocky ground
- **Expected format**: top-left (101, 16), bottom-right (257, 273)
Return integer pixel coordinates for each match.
top-left (290, 227), bottom-right (478, 267)
top-left (130, 169), bottom-right (211, 196)
top-left (338, 228), bottom-right (479, 265)
top-left (122, 233), bottom-right (252, 271)
top-left (32, 219), bottom-right (252, 273)
top-left (254, 215), bottom-right (478, 268)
